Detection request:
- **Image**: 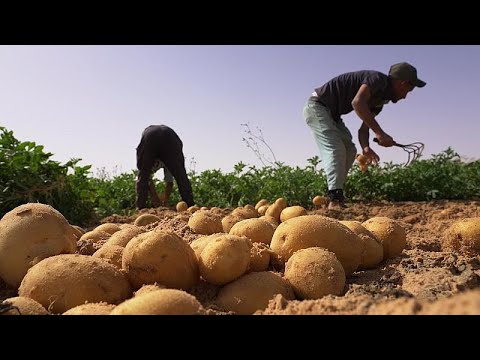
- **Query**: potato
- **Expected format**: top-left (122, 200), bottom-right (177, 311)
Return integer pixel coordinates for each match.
top-left (122, 230), bottom-right (199, 290)
top-left (63, 302), bottom-right (116, 315)
top-left (265, 203), bottom-right (283, 223)
top-left (188, 210), bottom-right (223, 235)
top-left (190, 233), bottom-right (224, 261)
top-left (231, 207), bottom-right (258, 219)
top-left (257, 205), bottom-right (269, 216)
top-left (111, 289), bottom-right (204, 315)
top-left (1, 296), bottom-right (48, 315)
top-left (229, 218), bottom-right (275, 245)
top-left (70, 225), bottom-right (85, 240)
top-left (134, 214), bottom-right (161, 226)
top-left (362, 217), bottom-right (406, 260)
top-left (312, 196), bottom-right (329, 208)
top-left (285, 247), bottom-right (345, 299)
top-left (188, 205), bottom-right (200, 214)
top-left (199, 234), bottom-right (252, 285)
top-left (270, 215), bottom-right (362, 276)
top-left (255, 199), bottom-right (269, 210)
top-left (176, 201), bottom-right (188, 212)
top-left (221, 214), bottom-right (245, 233)
top-left (103, 226), bottom-right (144, 248)
top-left (340, 221), bottom-right (383, 269)
top-left (0, 203), bottom-right (76, 288)
top-left (94, 223), bottom-right (121, 235)
top-left (134, 283), bottom-right (166, 297)
top-left (92, 245), bottom-right (124, 268)
top-left (18, 254), bottom-right (131, 314)
top-left (77, 230), bottom-right (112, 256)
top-left (247, 242), bottom-right (271, 273)
top-left (280, 206), bottom-right (308, 222)
top-left (216, 271), bottom-right (295, 315)
top-left (443, 217), bottom-right (480, 255)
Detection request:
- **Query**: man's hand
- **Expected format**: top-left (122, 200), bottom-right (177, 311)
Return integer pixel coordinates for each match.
top-left (363, 146), bottom-right (380, 166)
top-left (375, 131), bottom-right (395, 147)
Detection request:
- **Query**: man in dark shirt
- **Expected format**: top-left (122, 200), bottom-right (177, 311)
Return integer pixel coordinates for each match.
top-left (136, 125), bottom-right (195, 210)
top-left (303, 62), bottom-right (426, 209)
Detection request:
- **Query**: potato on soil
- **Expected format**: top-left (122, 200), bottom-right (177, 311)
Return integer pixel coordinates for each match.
top-left (270, 215), bottom-right (362, 276)
top-left (176, 201), bottom-right (188, 212)
top-left (92, 245), bottom-right (124, 268)
top-left (442, 217), bottom-right (480, 255)
top-left (0, 203), bottom-right (77, 288)
top-left (190, 233), bottom-right (224, 261)
top-left (255, 199), bottom-right (269, 210)
top-left (340, 221), bottom-right (383, 269)
top-left (312, 196), bottom-right (329, 208)
top-left (111, 289), bottom-right (204, 315)
top-left (188, 210), bottom-right (223, 235)
top-left (18, 254), bottom-right (132, 314)
top-left (134, 214), bottom-right (161, 226)
top-left (280, 206), bottom-right (307, 222)
top-left (229, 218), bottom-right (275, 245)
top-left (63, 302), bottom-right (116, 315)
top-left (94, 223), bottom-right (121, 235)
top-left (1, 297), bottom-right (49, 315)
top-left (134, 283), bottom-right (166, 297)
top-left (362, 217), bottom-right (406, 260)
top-left (122, 230), bottom-right (199, 290)
top-left (216, 271), bottom-right (295, 315)
top-left (284, 247), bottom-right (345, 299)
top-left (199, 234), bottom-right (252, 285)
top-left (103, 226), bottom-right (144, 248)
top-left (247, 242), bottom-right (271, 273)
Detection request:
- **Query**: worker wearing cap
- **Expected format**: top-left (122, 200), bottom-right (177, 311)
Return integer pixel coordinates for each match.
top-left (135, 125), bottom-right (194, 210)
top-left (303, 62), bottom-right (427, 209)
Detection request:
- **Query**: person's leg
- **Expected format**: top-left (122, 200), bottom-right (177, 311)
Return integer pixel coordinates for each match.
top-left (337, 119), bottom-right (357, 183)
top-left (136, 151), bottom-right (155, 210)
top-left (303, 99), bottom-right (348, 192)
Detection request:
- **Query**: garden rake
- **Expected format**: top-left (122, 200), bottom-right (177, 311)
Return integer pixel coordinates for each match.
top-left (374, 138), bottom-right (424, 166)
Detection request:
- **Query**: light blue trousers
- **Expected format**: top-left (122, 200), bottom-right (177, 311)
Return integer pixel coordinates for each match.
top-left (303, 98), bottom-right (357, 191)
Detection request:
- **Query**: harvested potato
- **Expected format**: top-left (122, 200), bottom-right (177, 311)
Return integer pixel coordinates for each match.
top-left (280, 206), bottom-right (307, 222)
top-left (1, 297), bottom-right (49, 315)
top-left (92, 245), bottom-right (124, 268)
top-left (247, 242), bottom-right (271, 273)
top-left (216, 271), bottom-right (295, 315)
top-left (340, 221), bottom-right (383, 269)
top-left (190, 233), bottom-right (224, 261)
top-left (229, 218), bottom-right (275, 245)
top-left (255, 199), bottom-right (269, 210)
top-left (0, 203), bottom-right (77, 288)
top-left (134, 283), bottom-right (166, 297)
top-left (19, 254), bottom-right (131, 314)
top-left (188, 210), bottom-right (223, 235)
top-left (94, 223), bottom-right (121, 235)
top-left (257, 205), bottom-right (269, 216)
top-left (270, 215), bottom-right (362, 276)
top-left (122, 230), bottom-right (199, 290)
top-left (362, 217), bottom-right (406, 260)
top-left (176, 201), bottom-right (188, 212)
top-left (134, 214), bottom-right (161, 226)
top-left (443, 217), bottom-right (480, 255)
top-left (312, 196), bottom-right (329, 208)
top-left (285, 247), bottom-right (345, 299)
top-left (63, 302), bottom-right (115, 315)
top-left (199, 234), bottom-right (252, 285)
top-left (103, 226), bottom-right (144, 248)
top-left (221, 214), bottom-right (246, 233)
top-left (111, 289), bottom-right (204, 315)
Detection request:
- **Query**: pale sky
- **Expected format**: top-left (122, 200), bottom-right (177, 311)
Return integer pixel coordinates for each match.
top-left (1, 45), bottom-right (479, 177)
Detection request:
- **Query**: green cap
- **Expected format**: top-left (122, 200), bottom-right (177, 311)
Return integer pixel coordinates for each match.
top-left (389, 62), bottom-right (426, 88)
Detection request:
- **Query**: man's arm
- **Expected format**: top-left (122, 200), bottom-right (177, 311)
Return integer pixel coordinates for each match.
top-left (358, 122), bottom-right (380, 166)
top-left (352, 84), bottom-right (394, 147)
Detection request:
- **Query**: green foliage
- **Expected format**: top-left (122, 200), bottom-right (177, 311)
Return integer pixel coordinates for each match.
top-left (1, 127), bottom-right (479, 224)
top-left (0, 127), bottom-right (96, 225)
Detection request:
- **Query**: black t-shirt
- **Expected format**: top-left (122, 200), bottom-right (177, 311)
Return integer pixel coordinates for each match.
top-left (314, 70), bottom-right (394, 121)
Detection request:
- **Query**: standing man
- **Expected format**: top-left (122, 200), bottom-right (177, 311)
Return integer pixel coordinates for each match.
top-left (136, 125), bottom-right (194, 210)
top-left (303, 62), bottom-right (426, 209)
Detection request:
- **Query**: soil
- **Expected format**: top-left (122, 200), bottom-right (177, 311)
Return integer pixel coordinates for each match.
top-left (2, 200), bottom-right (479, 315)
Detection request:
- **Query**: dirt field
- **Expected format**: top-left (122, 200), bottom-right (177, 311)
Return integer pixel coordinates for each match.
top-left (2, 199), bottom-right (480, 314)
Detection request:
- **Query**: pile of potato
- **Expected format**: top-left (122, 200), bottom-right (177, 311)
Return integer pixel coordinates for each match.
top-left (0, 199), bottom-right (413, 315)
